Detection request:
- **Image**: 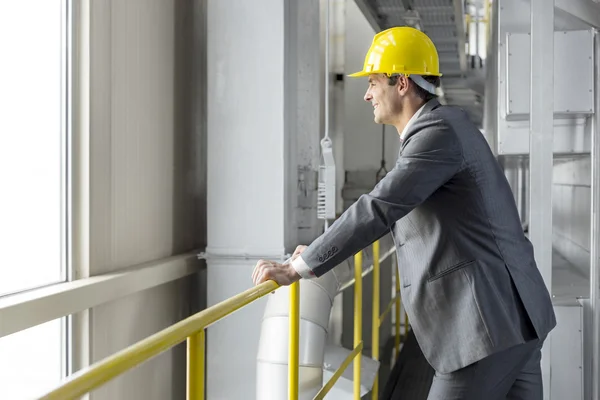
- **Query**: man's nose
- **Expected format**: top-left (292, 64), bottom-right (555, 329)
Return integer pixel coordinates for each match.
top-left (364, 90), bottom-right (372, 102)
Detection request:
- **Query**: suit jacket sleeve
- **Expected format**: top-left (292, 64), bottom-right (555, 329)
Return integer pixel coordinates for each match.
top-left (299, 119), bottom-right (464, 278)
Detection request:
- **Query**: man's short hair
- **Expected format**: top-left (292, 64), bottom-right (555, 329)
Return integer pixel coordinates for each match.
top-left (387, 74), bottom-right (440, 102)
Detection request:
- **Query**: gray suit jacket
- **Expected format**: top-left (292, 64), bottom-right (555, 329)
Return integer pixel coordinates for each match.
top-left (301, 99), bottom-right (556, 373)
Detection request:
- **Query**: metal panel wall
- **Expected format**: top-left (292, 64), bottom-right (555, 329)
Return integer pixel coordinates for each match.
top-left (491, 1), bottom-right (595, 156)
top-left (550, 305), bottom-right (584, 400)
top-left (498, 28), bottom-right (594, 155)
top-left (506, 31), bottom-right (594, 119)
top-left (485, 1), bottom-right (600, 397)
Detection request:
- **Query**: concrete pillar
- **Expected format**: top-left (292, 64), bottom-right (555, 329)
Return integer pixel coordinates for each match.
top-left (204, 1), bottom-right (322, 398)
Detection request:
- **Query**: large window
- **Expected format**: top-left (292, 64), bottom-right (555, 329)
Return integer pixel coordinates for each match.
top-left (0, 0), bottom-right (69, 398)
top-left (0, 319), bottom-right (65, 399)
top-left (0, 0), bottom-right (67, 296)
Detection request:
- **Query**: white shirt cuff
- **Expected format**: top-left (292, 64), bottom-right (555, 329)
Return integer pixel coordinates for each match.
top-left (291, 256), bottom-right (316, 279)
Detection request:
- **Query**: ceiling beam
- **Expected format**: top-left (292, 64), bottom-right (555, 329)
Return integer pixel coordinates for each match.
top-left (352, 0), bottom-right (382, 32)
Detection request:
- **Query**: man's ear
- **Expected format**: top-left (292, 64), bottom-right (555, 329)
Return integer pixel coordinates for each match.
top-left (396, 75), bottom-right (410, 95)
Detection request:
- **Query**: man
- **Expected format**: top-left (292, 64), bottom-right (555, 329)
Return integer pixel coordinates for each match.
top-left (251, 26), bottom-right (556, 399)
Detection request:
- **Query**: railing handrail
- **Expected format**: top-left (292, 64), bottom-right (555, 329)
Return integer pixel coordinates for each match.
top-left (38, 280), bottom-right (279, 399)
top-left (39, 239), bottom-right (404, 400)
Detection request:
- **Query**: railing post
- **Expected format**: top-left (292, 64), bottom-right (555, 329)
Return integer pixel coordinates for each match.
top-left (187, 330), bottom-right (205, 400)
top-left (354, 251), bottom-right (363, 400)
top-left (371, 241), bottom-right (380, 400)
top-left (289, 281), bottom-right (300, 400)
top-left (394, 256), bottom-right (401, 359)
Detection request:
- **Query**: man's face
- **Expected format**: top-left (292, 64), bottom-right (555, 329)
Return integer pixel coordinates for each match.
top-left (363, 74), bottom-right (408, 124)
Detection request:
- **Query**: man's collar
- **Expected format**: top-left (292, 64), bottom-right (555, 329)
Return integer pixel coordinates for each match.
top-left (399, 99), bottom-right (441, 141)
top-left (400, 103), bottom-right (426, 140)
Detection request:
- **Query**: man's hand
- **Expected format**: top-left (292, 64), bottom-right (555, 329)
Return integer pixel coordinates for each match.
top-left (252, 259), bottom-right (301, 286)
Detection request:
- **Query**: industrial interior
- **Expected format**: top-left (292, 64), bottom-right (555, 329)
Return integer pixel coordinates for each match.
top-left (1, 0), bottom-right (599, 399)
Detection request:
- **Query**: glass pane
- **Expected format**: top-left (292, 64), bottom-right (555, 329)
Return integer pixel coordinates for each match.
top-left (0, 1), bottom-right (65, 295)
top-left (0, 318), bottom-right (65, 399)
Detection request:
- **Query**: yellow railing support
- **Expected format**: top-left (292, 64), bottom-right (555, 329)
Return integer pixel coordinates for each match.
top-left (187, 330), bottom-right (205, 400)
top-left (379, 291), bottom-right (401, 327)
top-left (394, 258), bottom-right (401, 360)
top-left (313, 341), bottom-right (363, 400)
top-left (354, 251), bottom-right (363, 400)
top-left (371, 241), bottom-right (380, 400)
top-left (289, 281), bottom-right (300, 400)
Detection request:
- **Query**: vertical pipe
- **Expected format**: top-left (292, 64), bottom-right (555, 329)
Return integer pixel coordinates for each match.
top-left (288, 282), bottom-right (300, 400)
top-left (394, 257), bottom-right (401, 357)
top-left (354, 252), bottom-right (363, 400)
top-left (324, 0), bottom-right (330, 141)
top-left (590, 28), bottom-right (600, 400)
top-left (529, 0), bottom-right (554, 398)
top-left (371, 242), bottom-right (380, 400)
top-left (187, 331), bottom-right (205, 400)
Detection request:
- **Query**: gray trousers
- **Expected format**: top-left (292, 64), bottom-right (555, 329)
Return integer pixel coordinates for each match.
top-left (427, 338), bottom-right (544, 400)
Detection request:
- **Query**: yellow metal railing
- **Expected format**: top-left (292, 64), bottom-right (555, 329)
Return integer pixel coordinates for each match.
top-left (289, 280), bottom-right (300, 400)
top-left (187, 330), bottom-right (205, 400)
top-left (314, 341), bottom-right (363, 400)
top-left (306, 240), bottom-right (405, 400)
top-left (40, 240), bottom-right (405, 400)
top-left (370, 242), bottom-right (405, 400)
top-left (353, 251), bottom-right (363, 399)
top-left (371, 242), bottom-right (381, 399)
top-left (38, 280), bottom-right (282, 400)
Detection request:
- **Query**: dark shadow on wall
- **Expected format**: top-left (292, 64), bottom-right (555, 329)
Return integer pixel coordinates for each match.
top-left (171, 0), bottom-right (208, 398)
top-left (172, 0), bottom-right (206, 256)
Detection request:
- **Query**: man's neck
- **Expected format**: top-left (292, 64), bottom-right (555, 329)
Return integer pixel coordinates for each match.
top-left (394, 100), bottom-right (426, 136)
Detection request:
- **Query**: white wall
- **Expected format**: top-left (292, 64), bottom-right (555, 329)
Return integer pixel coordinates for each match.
top-left (77, 1), bottom-right (206, 398)
top-left (204, 1), bottom-right (346, 398)
top-left (205, 1), bottom-right (290, 398)
top-left (343, 0), bottom-right (400, 173)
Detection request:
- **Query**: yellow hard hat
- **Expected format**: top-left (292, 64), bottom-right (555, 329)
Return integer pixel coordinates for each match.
top-left (349, 26), bottom-right (442, 78)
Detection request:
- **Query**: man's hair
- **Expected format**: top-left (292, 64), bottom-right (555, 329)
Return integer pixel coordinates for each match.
top-left (387, 74), bottom-right (440, 102)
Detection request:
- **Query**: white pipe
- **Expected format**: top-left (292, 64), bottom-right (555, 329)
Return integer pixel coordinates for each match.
top-left (256, 270), bottom-right (341, 399)
top-left (256, 237), bottom-right (396, 398)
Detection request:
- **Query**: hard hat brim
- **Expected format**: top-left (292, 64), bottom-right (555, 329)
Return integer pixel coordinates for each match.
top-left (347, 70), bottom-right (443, 78)
top-left (347, 70), bottom-right (370, 77)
